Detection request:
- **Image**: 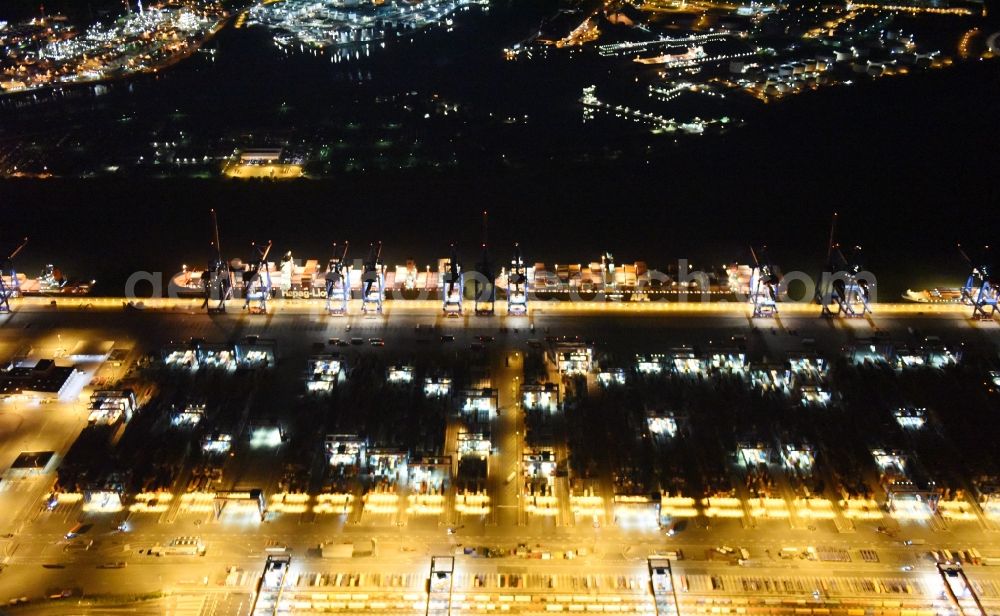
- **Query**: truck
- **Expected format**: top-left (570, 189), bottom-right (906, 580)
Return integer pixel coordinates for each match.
top-left (64, 523), bottom-right (92, 539)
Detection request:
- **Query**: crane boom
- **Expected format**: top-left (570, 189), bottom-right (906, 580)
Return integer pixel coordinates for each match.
top-left (8, 237), bottom-right (28, 261)
top-left (258, 240), bottom-right (273, 263)
top-left (957, 243), bottom-right (973, 266)
top-left (210, 209), bottom-right (222, 258)
top-left (826, 212), bottom-right (838, 264)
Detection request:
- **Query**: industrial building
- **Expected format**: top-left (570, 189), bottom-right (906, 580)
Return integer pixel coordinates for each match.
top-left (0, 358), bottom-right (77, 400)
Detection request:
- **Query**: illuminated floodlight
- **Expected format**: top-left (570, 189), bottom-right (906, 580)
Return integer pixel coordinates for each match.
top-left (201, 348), bottom-right (236, 370)
top-left (172, 402), bottom-right (205, 426)
top-left (524, 450), bottom-right (557, 479)
top-left (872, 448), bottom-right (907, 474)
top-left (937, 500), bottom-right (976, 521)
top-left (782, 444), bottom-right (815, 472)
top-left (130, 492), bottom-right (172, 513)
top-left (387, 365), bottom-right (414, 384)
top-left (894, 407), bottom-right (927, 430)
top-left (408, 461), bottom-right (449, 495)
top-left (458, 432), bottom-right (491, 458)
top-left (793, 498), bottom-right (835, 520)
top-left (525, 495), bottom-right (559, 516)
top-left (896, 351), bottom-right (926, 368)
top-left (789, 355), bottom-right (827, 379)
top-left (523, 385), bottom-right (559, 412)
top-left (423, 377), bottom-right (452, 397)
top-left (325, 434), bottom-right (364, 467)
top-left (54, 492), bottom-right (83, 505)
top-left (556, 344), bottom-right (593, 375)
top-left (240, 349), bottom-right (272, 367)
top-left (87, 390), bottom-right (136, 425)
top-left (647, 415), bottom-right (678, 438)
top-left (702, 496), bottom-right (744, 518)
top-left (660, 496), bottom-right (698, 520)
top-left (406, 493), bottom-right (445, 515)
top-left (363, 491), bottom-right (399, 514)
top-left (749, 498), bottom-right (789, 519)
top-left (83, 490), bottom-right (123, 513)
top-left (739, 444), bottom-right (769, 466)
top-left (307, 356), bottom-right (342, 392)
top-left (313, 493), bottom-right (353, 514)
top-left (597, 370), bottom-right (626, 386)
top-left (751, 366), bottom-right (791, 391)
top-left (455, 491), bottom-right (490, 516)
top-left (613, 495), bottom-right (660, 530)
top-left (891, 498), bottom-right (932, 520)
top-left (672, 350), bottom-right (704, 375)
top-left (164, 349), bottom-right (198, 369)
top-left (268, 493), bottom-right (310, 514)
top-left (307, 380), bottom-right (334, 393)
top-left (848, 341), bottom-right (891, 365)
top-left (250, 426), bottom-right (283, 448)
top-left (463, 397), bottom-right (492, 413)
top-left (707, 352), bottom-right (746, 373)
top-left (202, 433), bottom-right (232, 454)
top-left (980, 499), bottom-right (1000, 520)
top-left (459, 390), bottom-right (496, 415)
top-left (571, 492), bottom-right (605, 518)
top-left (368, 450), bottom-right (407, 477)
top-left (636, 354), bottom-right (665, 375)
top-left (800, 385), bottom-right (831, 406)
top-left (840, 498), bottom-right (882, 519)
top-left (928, 349), bottom-right (958, 368)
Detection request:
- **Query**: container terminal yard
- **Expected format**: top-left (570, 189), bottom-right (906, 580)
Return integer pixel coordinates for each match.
top-left (0, 226), bottom-right (1000, 615)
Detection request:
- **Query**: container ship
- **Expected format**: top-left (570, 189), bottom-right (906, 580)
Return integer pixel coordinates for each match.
top-left (171, 251), bottom-right (747, 300)
top-left (3, 265), bottom-right (93, 296)
top-left (902, 287), bottom-right (969, 304)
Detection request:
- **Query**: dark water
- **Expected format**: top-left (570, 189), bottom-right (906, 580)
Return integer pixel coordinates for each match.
top-left (1, 0), bottom-right (999, 298)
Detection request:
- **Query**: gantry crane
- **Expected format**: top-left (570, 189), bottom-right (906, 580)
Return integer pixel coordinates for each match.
top-left (819, 213), bottom-right (871, 317)
top-left (0, 237), bottom-right (28, 314)
top-left (937, 562), bottom-right (988, 616)
top-left (361, 241), bottom-right (385, 315)
top-left (507, 242), bottom-right (528, 315)
top-left (601, 252), bottom-right (616, 292)
top-left (442, 243), bottom-right (463, 316)
top-left (748, 245), bottom-right (779, 318)
top-left (958, 244), bottom-right (997, 320)
top-left (325, 242), bottom-right (351, 315)
top-left (600, 251), bottom-right (624, 300)
top-left (243, 240), bottom-right (273, 314)
top-left (474, 212), bottom-right (495, 316)
top-left (202, 209), bottom-right (232, 313)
